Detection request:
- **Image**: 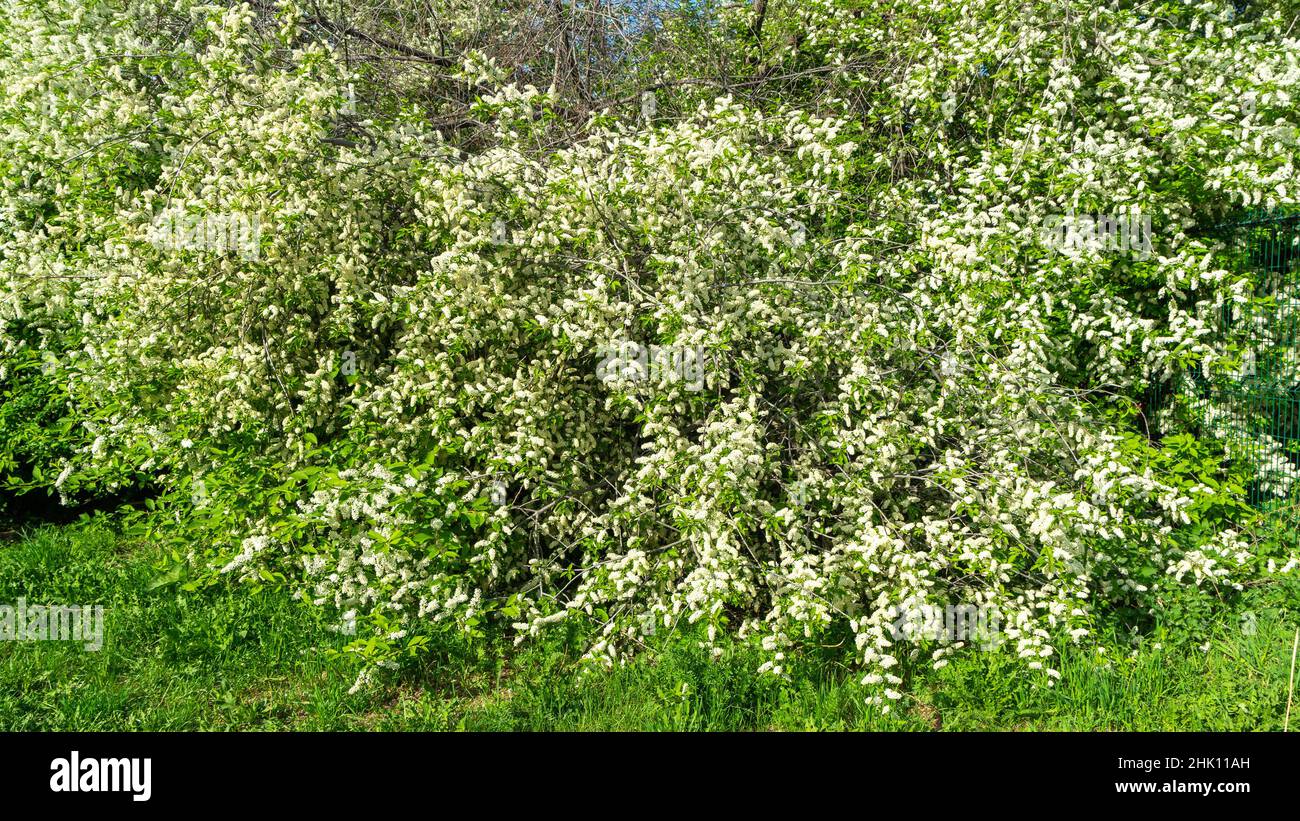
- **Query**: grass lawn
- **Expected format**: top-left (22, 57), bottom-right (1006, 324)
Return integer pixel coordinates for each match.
top-left (2, 521), bottom-right (1298, 731)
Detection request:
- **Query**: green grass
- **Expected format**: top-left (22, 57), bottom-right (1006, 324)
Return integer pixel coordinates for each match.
top-left (1, 521), bottom-right (1298, 730)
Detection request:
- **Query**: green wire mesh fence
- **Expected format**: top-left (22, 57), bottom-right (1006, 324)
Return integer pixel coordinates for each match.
top-left (1148, 207), bottom-right (1300, 535)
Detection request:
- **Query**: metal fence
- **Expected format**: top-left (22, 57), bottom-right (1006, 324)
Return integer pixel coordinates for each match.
top-left (1148, 208), bottom-right (1300, 527)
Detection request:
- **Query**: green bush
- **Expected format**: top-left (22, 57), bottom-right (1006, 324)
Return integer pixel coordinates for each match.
top-left (3, 0), bottom-right (1299, 706)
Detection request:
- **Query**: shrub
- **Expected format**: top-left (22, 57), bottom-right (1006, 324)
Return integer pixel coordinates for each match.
top-left (3, 0), bottom-right (1299, 704)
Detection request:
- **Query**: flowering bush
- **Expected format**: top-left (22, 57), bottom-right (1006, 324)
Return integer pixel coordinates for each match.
top-left (3, 0), bottom-right (1299, 703)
